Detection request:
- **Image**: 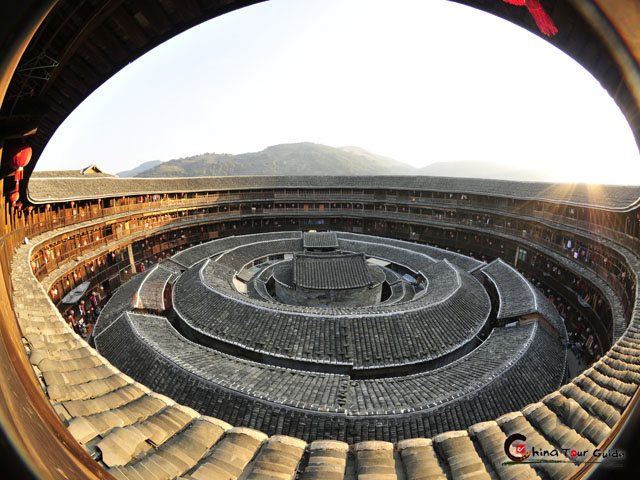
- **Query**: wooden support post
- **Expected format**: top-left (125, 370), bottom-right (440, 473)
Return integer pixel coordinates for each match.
top-left (127, 244), bottom-right (136, 274)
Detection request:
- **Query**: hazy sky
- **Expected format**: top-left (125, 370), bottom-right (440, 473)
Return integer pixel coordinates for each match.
top-left (36, 0), bottom-right (640, 184)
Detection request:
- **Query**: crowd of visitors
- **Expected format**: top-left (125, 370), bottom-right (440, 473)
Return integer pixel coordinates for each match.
top-left (64, 288), bottom-right (108, 339)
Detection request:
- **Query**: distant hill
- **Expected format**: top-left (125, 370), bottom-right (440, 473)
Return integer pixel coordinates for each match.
top-left (127, 142), bottom-right (556, 182)
top-left (134, 143), bottom-right (416, 178)
top-left (418, 161), bottom-right (557, 183)
top-left (117, 160), bottom-right (163, 178)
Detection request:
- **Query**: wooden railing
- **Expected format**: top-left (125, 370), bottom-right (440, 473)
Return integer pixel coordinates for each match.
top-left (14, 191), bottom-right (640, 255)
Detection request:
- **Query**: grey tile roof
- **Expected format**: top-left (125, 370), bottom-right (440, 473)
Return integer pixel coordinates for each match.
top-left (216, 238), bottom-right (303, 271)
top-left (171, 236), bottom-right (241, 268)
top-left (419, 260), bottom-right (462, 303)
top-left (247, 260), bottom-right (290, 302)
top-left (337, 238), bottom-right (435, 275)
top-left (156, 259), bottom-right (183, 275)
top-left (94, 272), bottom-right (147, 337)
top-left (481, 259), bottom-right (567, 339)
top-left (30, 168), bottom-right (115, 179)
top-left (172, 231), bottom-right (302, 268)
top-left (246, 278), bottom-right (275, 302)
top-left (136, 266), bottom-right (173, 311)
top-left (303, 231), bottom-right (339, 249)
top-left (271, 262), bottom-right (294, 288)
top-left (337, 232), bottom-right (483, 271)
top-left (532, 288), bottom-right (568, 339)
top-left (193, 233), bottom-right (483, 317)
top-left (27, 174), bottom-right (640, 209)
top-left (377, 268), bottom-right (410, 305)
top-left (481, 259), bottom-right (537, 318)
top-left (173, 258), bottom-right (490, 369)
top-left (93, 312), bottom-right (565, 442)
top-left (95, 312), bottom-right (348, 414)
top-left (232, 231), bottom-right (303, 243)
top-left (88, 233), bottom-right (493, 372)
top-left (293, 253), bottom-right (373, 290)
top-left (348, 321), bottom-right (564, 418)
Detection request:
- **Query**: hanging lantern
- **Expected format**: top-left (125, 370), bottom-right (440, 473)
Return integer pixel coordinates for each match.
top-left (45, 203), bottom-right (51, 211)
top-left (10, 145), bottom-right (32, 169)
top-left (9, 189), bottom-right (20, 205)
top-left (10, 145), bottom-right (32, 183)
top-left (502, 0), bottom-right (558, 36)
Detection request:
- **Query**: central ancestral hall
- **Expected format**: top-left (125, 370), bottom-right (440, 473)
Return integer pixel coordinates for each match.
top-left (274, 251), bottom-right (385, 307)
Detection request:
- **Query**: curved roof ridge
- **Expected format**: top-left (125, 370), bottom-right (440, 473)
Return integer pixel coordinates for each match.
top-left (481, 258), bottom-right (537, 319)
top-left (26, 175), bottom-right (640, 210)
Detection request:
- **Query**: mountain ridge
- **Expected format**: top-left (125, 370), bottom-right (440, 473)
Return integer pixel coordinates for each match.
top-left (116, 160), bottom-right (163, 178)
top-left (120, 142), bottom-right (555, 182)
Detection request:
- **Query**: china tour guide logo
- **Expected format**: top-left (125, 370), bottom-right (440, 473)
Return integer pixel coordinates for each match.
top-left (504, 433), bottom-right (531, 462)
top-left (503, 433), bottom-right (625, 467)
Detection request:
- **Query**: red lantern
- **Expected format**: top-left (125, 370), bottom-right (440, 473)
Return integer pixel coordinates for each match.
top-left (502, 0), bottom-right (558, 37)
top-left (10, 146), bottom-right (32, 182)
top-left (9, 190), bottom-right (19, 205)
top-left (10, 146), bottom-right (31, 168)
